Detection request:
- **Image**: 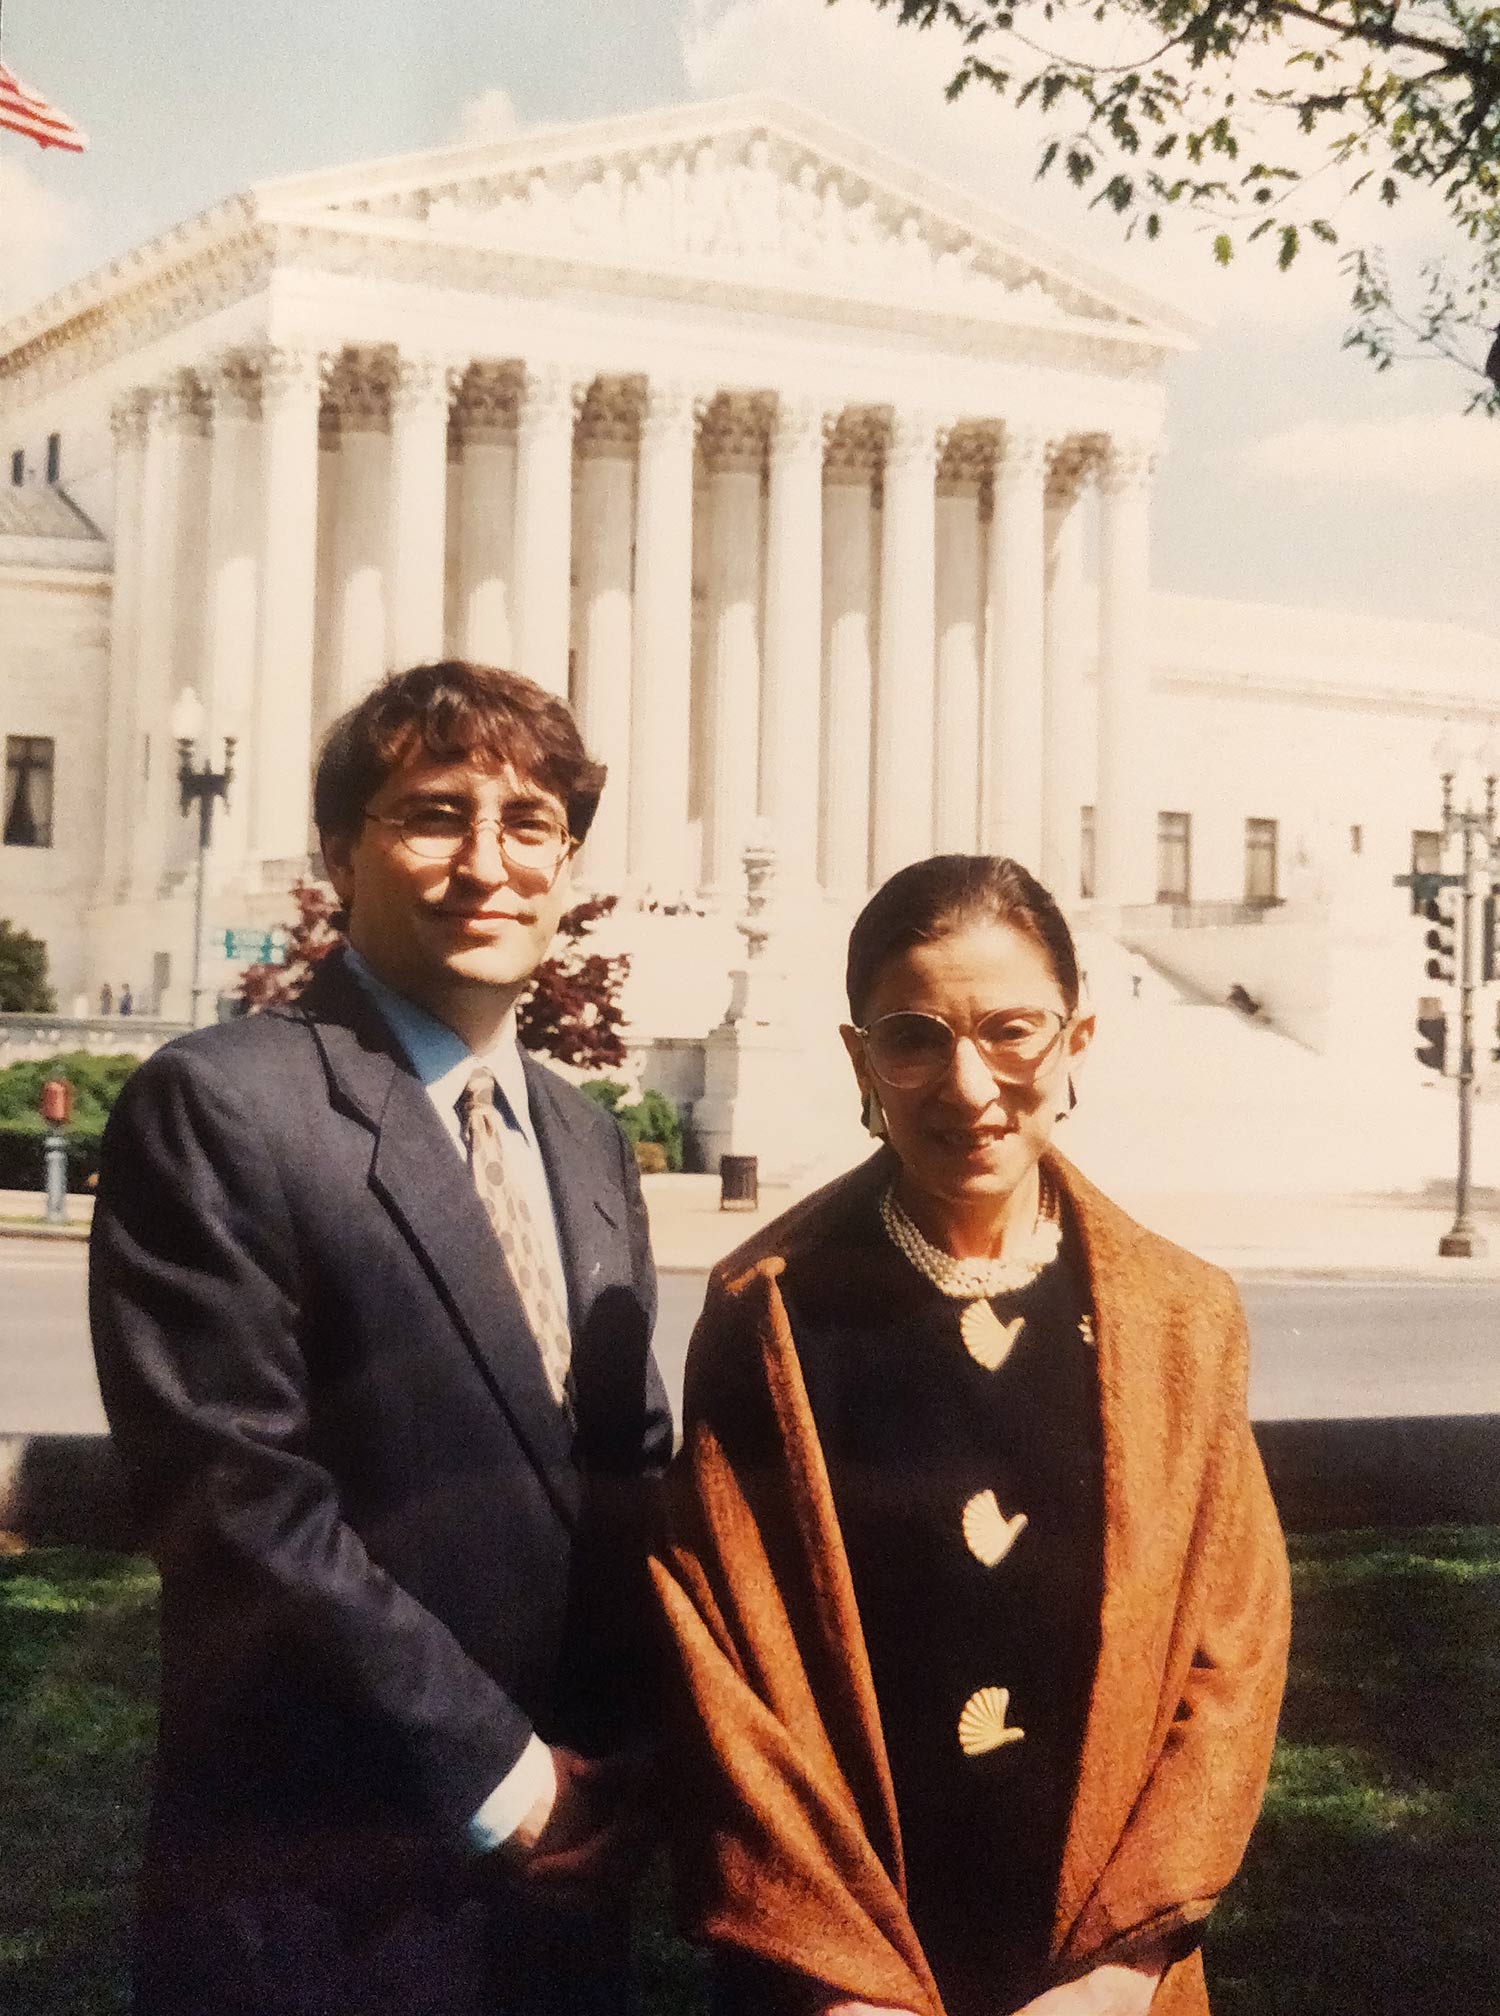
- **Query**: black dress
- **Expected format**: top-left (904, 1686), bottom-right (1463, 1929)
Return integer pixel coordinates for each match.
top-left (779, 1191), bottom-right (1104, 2016)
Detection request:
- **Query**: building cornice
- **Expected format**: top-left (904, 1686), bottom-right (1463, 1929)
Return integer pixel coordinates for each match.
top-left (0, 205), bottom-right (271, 415)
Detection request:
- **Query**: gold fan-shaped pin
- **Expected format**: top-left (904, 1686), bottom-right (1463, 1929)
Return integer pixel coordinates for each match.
top-left (960, 1302), bottom-right (1024, 1371)
top-left (961, 1490), bottom-right (1028, 1567)
top-left (957, 1686), bottom-right (1025, 1757)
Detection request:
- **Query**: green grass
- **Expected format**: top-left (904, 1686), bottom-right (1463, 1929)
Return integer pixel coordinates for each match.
top-left (2, 1531), bottom-right (1496, 2015)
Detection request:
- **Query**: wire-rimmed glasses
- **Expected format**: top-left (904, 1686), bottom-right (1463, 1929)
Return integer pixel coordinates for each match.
top-left (850, 1007), bottom-right (1071, 1091)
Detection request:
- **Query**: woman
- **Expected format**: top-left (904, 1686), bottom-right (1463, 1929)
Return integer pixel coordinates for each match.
top-left (653, 856), bottom-right (1290, 2016)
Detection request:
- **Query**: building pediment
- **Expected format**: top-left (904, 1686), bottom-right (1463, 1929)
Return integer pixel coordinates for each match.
top-left (256, 96), bottom-right (1196, 348)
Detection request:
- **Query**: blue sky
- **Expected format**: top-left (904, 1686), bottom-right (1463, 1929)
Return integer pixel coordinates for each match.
top-left (2, 0), bottom-right (1496, 633)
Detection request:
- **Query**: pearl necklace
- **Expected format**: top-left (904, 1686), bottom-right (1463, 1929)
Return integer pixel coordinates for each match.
top-left (879, 1170), bottom-right (1062, 1370)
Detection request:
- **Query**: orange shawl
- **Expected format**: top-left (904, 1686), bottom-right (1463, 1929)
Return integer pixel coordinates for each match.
top-left (651, 1150), bottom-right (1291, 2016)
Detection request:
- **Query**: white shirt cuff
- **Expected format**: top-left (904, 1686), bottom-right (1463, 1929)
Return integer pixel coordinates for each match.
top-left (464, 1733), bottom-right (557, 1856)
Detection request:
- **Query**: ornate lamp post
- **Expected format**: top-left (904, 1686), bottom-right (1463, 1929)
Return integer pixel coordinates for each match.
top-left (172, 687), bottom-right (235, 1029)
top-left (1429, 726), bottom-right (1500, 1259)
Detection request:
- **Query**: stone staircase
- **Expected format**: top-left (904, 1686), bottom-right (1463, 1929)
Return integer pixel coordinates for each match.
top-left (603, 905), bottom-right (1482, 1200)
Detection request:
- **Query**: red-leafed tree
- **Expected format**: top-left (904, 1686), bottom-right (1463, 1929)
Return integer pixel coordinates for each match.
top-left (234, 879), bottom-right (344, 1010)
top-left (236, 881), bottom-right (630, 1072)
top-left (516, 895), bottom-right (630, 1072)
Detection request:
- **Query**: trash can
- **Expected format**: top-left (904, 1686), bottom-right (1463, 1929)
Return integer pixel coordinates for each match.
top-left (719, 1154), bottom-right (759, 1211)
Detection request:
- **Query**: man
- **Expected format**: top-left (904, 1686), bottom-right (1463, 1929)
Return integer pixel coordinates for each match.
top-left (91, 661), bottom-right (672, 2016)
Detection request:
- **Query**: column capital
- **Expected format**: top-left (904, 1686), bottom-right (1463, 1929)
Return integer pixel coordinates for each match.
top-left (109, 389), bottom-right (151, 451)
top-left (256, 343), bottom-right (328, 411)
top-left (1045, 432), bottom-right (1101, 507)
top-left (769, 391), bottom-right (826, 463)
top-left (823, 409), bottom-right (881, 483)
top-left (205, 351), bottom-right (264, 424)
top-left (1100, 434), bottom-right (1160, 496)
top-left (994, 422), bottom-right (1050, 485)
top-left (702, 391), bottom-right (769, 473)
top-left (884, 407), bottom-right (941, 476)
top-left (639, 376), bottom-right (706, 447)
top-left (577, 377), bottom-right (640, 457)
top-left (391, 351), bottom-right (462, 418)
top-left (157, 369), bottom-right (212, 436)
top-left (517, 361), bottom-right (586, 435)
top-left (452, 360), bottom-right (519, 437)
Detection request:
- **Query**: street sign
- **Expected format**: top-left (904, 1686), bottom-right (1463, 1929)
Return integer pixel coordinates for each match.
top-left (222, 928), bottom-right (288, 965)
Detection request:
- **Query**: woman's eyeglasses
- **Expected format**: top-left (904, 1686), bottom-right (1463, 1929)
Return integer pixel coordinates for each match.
top-left (365, 805), bottom-right (575, 877)
top-left (852, 1008), bottom-right (1070, 1091)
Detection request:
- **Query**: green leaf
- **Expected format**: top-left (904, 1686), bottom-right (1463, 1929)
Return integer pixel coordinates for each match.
top-left (1213, 232), bottom-right (1234, 266)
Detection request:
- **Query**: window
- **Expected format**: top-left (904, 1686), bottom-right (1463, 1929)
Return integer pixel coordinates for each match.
top-left (45, 432), bottom-right (60, 485)
top-left (1349, 824), bottom-right (1363, 856)
top-left (4, 736), bottom-right (55, 848)
top-left (1156, 811), bottom-right (1191, 904)
top-left (1079, 805), bottom-right (1095, 901)
top-left (8, 449), bottom-right (22, 487)
top-left (1244, 817), bottom-right (1279, 906)
top-left (1411, 829), bottom-right (1442, 875)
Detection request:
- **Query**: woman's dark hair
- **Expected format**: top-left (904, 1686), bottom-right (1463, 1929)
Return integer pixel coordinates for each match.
top-left (845, 855), bottom-right (1081, 1022)
top-left (314, 660), bottom-right (607, 844)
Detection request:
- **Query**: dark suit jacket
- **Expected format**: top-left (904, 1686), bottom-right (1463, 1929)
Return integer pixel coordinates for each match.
top-left (89, 953), bottom-right (672, 2016)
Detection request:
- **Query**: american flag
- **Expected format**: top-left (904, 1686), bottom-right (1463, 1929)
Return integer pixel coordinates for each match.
top-left (0, 61), bottom-right (88, 153)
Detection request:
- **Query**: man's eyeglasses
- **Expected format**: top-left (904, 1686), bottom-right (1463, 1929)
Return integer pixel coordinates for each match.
top-left (365, 804), bottom-right (576, 877)
top-left (850, 1008), bottom-right (1071, 1091)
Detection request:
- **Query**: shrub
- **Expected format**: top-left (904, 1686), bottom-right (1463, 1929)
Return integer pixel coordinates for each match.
top-left (0, 1053), bottom-right (141, 1194)
top-left (580, 1080), bottom-right (684, 1173)
top-left (0, 918), bottom-right (56, 1012)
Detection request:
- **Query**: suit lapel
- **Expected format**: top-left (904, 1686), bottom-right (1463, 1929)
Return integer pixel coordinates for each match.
top-left (522, 1053), bottom-right (623, 1323)
top-left (300, 958), bottom-right (582, 1529)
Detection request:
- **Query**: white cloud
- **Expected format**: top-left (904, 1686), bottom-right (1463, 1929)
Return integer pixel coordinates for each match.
top-left (677, 0), bottom-right (1461, 336)
top-left (1244, 411), bottom-right (1500, 495)
top-left (455, 85), bottom-right (522, 145)
top-left (0, 156), bottom-right (86, 317)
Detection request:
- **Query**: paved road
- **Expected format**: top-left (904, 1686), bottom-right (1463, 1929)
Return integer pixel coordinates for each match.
top-left (3, 1245), bottom-right (1495, 1436)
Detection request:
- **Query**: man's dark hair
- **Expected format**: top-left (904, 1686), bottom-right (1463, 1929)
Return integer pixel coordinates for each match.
top-left (846, 854), bottom-right (1081, 1023)
top-left (314, 660), bottom-right (607, 844)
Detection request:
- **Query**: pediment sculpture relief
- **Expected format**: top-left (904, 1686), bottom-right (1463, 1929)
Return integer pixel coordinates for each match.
top-left (411, 133), bottom-right (1118, 324)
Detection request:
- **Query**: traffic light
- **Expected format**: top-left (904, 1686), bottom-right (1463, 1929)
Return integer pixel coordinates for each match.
top-left (1422, 895), bottom-right (1456, 983)
top-left (1416, 1007), bottom-right (1448, 1073)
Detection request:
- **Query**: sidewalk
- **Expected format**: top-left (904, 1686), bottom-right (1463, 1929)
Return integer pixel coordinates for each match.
top-left (9, 1178), bottom-right (1500, 1280)
top-left (640, 1170), bottom-right (1500, 1279)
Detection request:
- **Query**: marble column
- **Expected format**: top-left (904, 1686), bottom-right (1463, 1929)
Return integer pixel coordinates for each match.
top-left (512, 362), bottom-right (579, 696)
top-left (130, 375), bottom-right (202, 896)
top-left (253, 344), bottom-right (324, 869)
top-left (820, 442), bottom-right (875, 899)
top-left (201, 356), bottom-right (262, 879)
top-left (1094, 436), bottom-right (1157, 906)
top-left (387, 354), bottom-right (453, 668)
top-left (984, 424), bottom-right (1047, 869)
top-left (760, 393), bottom-right (825, 890)
top-left (701, 400), bottom-right (765, 901)
top-left (629, 380), bottom-right (698, 896)
top-left (1041, 445), bottom-right (1090, 902)
top-left (933, 464), bottom-right (983, 853)
top-left (872, 409), bottom-right (939, 884)
top-left (455, 365), bottom-right (517, 665)
top-left (328, 359), bottom-right (391, 713)
top-left (102, 393), bottom-right (148, 898)
top-left (572, 390), bottom-right (636, 891)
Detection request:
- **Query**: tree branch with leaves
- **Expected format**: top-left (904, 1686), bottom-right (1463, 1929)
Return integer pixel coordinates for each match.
top-left (840, 0), bottom-right (1500, 405)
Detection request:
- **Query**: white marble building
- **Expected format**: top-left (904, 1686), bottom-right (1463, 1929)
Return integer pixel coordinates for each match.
top-left (0, 94), bottom-right (1497, 1053)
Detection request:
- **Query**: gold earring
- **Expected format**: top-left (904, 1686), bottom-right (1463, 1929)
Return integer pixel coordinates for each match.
top-left (862, 1086), bottom-right (887, 1139)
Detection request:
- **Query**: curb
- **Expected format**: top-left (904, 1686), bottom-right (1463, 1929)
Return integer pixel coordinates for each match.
top-left (0, 1221), bottom-right (89, 1243)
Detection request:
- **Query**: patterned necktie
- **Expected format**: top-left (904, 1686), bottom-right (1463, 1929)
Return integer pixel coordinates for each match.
top-left (458, 1066), bottom-right (573, 1413)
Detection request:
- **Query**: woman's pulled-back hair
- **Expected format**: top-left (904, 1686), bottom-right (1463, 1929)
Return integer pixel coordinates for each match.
top-left (845, 855), bottom-right (1081, 1023)
top-left (314, 660), bottom-right (607, 844)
